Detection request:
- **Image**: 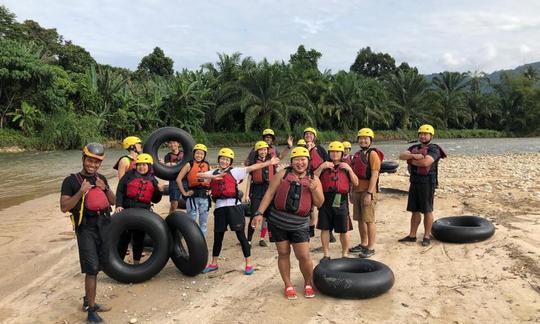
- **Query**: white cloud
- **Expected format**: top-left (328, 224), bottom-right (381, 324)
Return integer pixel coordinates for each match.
top-left (520, 44), bottom-right (532, 54)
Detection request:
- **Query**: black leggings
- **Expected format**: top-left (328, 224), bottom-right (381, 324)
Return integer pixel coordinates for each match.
top-left (212, 230), bottom-right (251, 258)
top-left (118, 230), bottom-right (145, 261)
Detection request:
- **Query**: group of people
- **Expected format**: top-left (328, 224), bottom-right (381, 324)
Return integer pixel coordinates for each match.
top-left (61, 124), bottom-right (445, 322)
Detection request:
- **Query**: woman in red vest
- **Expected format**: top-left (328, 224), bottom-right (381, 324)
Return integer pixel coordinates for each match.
top-left (252, 147), bottom-right (324, 300)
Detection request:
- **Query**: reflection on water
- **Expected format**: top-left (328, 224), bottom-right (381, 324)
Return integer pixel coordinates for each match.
top-left (0, 138), bottom-right (539, 210)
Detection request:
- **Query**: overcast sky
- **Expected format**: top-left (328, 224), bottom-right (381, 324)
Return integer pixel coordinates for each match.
top-left (4, 0), bottom-right (540, 74)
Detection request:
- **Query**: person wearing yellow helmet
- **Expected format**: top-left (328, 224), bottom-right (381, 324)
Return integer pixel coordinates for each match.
top-left (251, 146), bottom-right (324, 299)
top-left (349, 128), bottom-right (383, 258)
top-left (314, 141), bottom-right (359, 260)
top-left (60, 143), bottom-right (116, 322)
top-left (245, 129), bottom-right (294, 165)
top-left (244, 141), bottom-right (276, 247)
top-left (197, 148), bottom-right (280, 275)
top-left (303, 127), bottom-right (328, 171)
top-left (115, 153), bottom-right (163, 264)
top-left (398, 124), bottom-right (447, 246)
top-left (114, 136), bottom-right (143, 179)
top-left (176, 143), bottom-right (211, 235)
top-left (297, 139), bottom-right (307, 148)
top-left (342, 141), bottom-right (352, 163)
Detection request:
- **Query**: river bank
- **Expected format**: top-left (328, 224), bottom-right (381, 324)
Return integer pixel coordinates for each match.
top-left (0, 153), bottom-right (538, 323)
top-left (0, 129), bottom-right (506, 152)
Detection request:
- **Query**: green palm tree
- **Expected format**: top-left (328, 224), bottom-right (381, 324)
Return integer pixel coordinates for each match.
top-left (216, 60), bottom-right (311, 132)
top-left (432, 71), bottom-right (470, 128)
top-left (384, 69), bottom-right (430, 130)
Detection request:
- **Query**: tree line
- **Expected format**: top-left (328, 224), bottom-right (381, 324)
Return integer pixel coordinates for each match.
top-left (1, 5), bottom-right (539, 149)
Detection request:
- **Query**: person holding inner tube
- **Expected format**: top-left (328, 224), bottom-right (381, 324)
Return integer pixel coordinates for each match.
top-left (163, 140), bottom-right (184, 213)
top-left (244, 141), bottom-right (278, 247)
top-left (114, 136), bottom-right (143, 179)
top-left (314, 141), bottom-right (358, 261)
top-left (398, 124), bottom-right (447, 246)
top-left (60, 143), bottom-right (115, 323)
top-left (348, 128), bottom-right (383, 258)
top-left (252, 147), bottom-right (324, 300)
top-left (176, 143), bottom-right (211, 236)
top-left (199, 148), bottom-right (280, 275)
top-left (244, 128), bottom-right (293, 164)
top-left (115, 153), bottom-right (164, 264)
top-left (303, 127), bottom-right (333, 242)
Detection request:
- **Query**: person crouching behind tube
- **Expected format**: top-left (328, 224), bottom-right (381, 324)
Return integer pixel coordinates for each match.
top-left (251, 147), bottom-right (324, 300)
top-left (115, 153), bottom-right (163, 264)
top-left (198, 148), bottom-right (280, 275)
top-left (314, 141), bottom-right (358, 260)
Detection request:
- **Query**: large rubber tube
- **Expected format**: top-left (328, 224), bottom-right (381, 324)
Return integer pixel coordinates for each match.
top-left (314, 258), bottom-right (394, 299)
top-left (380, 161), bottom-right (399, 173)
top-left (166, 211), bottom-right (208, 276)
top-left (143, 127), bottom-right (195, 181)
top-left (432, 216), bottom-right (495, 243)
top-left (103, 208), bottom-right (171, 283)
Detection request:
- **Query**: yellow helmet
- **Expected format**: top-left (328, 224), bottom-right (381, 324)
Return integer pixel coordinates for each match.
top-left (304, 127), bottom-right (317, 137)
top-left (254, 141), bottom-right (269, 151)
top-left (297, 139), bottom-right (307, 146)
top-left (418, 124), bottom-right (435, 135)
top-left (136, 153), bottom-right (153, 165)
top-left (193, 143), bottom-right (208, 153)
top-left (342, 141), bottom-right (352, 149)
top-left (357, 128), bottom-right (375, 139)
top-left (122, 136), bottom-right (142, 150)
top-left (290, 146), bottom-right (310, 159)
top-left (262, 128), bottom-right (275, 138)
top-left (328, 141), bottom-right (344, 152)
top-left (218, 148), bottom-right (235, 160)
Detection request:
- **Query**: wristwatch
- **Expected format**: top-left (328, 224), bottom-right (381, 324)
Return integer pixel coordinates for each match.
top-left (253, 211), bottom-right (263, 217)
top-left (366, 192), bottom-right (373, 197)
top-left (104, 185), bottom-right (110, 193)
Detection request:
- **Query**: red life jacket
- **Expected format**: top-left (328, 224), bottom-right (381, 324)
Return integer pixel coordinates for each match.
top-left (273, 168), bottom-right (312, 217)
top-left (187, 160), bottom-right (211, 189)
top-left (166, 151), bottom-right (183, 164)
top-left (250, 157), bottom-right (275, 184)
top-left (407, 143), bottom-right (447, 176)
top-left (320, 166), bottom-right (351, 194)
top-left (210, 168), bottom-right (238, 200)
top-left (126, 174), bottom-right (155, 204)
top-left (113, 155), bottom-right (137, 171)
top-left (309, 147), bottom-right (325, 170)
top-left (343, 153), bottom-right (353, 166)
top-left (74, 173), bottom-right (110, 212)
top-left (352, 148), bottom-right (384, 180)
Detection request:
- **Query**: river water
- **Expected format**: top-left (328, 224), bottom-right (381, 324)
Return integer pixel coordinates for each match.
top-left (1, 137), bottom-right (539, 210)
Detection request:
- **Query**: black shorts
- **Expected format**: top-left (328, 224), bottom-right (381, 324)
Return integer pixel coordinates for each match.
top-left (317, 202), bottom-right (353, 233)
top-left (214, 205), bottom-right (245, 232)
top-left (406, 182), bottom-right (435, 213)
top-left (75, 215), bottom-right (109, 275)
top-left (267, 222), bottom-right (310, 244)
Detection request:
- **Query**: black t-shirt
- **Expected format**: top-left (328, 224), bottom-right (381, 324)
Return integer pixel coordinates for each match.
top-left (407, 143), bottom-right (442, 183)
top-left (60, 173), bottom-right (110, 215)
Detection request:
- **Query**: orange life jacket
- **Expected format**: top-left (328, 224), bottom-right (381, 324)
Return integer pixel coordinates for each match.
top-left (186, 160), bottom-right (211, 189)
top-left (113, 155), bottom-right (137, 171)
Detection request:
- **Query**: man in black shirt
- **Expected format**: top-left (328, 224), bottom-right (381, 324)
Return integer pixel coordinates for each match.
top-left (60, 143), bottom-right (116, 323)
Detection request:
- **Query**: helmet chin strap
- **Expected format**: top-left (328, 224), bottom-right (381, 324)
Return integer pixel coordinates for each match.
top-left (420, 140), bottom-right (431, 145)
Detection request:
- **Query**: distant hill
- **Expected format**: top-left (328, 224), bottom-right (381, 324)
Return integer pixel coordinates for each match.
top-left (424, 61), bottom-right (540, 85)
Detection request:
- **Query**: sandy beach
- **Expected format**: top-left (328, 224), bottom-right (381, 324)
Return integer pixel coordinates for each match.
top-left (0, 153), bottom-right (539, 324)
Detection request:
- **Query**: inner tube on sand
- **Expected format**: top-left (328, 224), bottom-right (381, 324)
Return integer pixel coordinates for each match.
top-left (103, 208), bottom-right (171, 283)
top-left (314, 258), bottom-right (394, 299)
top-left (166, 211), bottom-right (208, 276)
top-left (143, 127), bottom-right (195, 181)
top-left (380, 161), bottom-right (399, 173)
top-left (432, 215), bottom-right (495, 243)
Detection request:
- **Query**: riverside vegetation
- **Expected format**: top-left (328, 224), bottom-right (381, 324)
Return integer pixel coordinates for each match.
top-left (0, 5), bottom-right (538, 150)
